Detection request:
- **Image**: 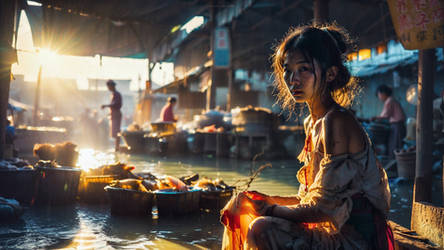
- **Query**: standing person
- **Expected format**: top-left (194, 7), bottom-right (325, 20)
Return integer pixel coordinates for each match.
top-left (5, 119), bottom-right (17, 157)
top-left (372, 84), bottom-right (406, 159)
top-left (5, 119), bottom-right (15, 145)
top-left (220, 24), bottom-right (393, 249)
top-left (159, 97), bottom-right (178, 122)
top-left (101, 80), bottom-right (122, 152)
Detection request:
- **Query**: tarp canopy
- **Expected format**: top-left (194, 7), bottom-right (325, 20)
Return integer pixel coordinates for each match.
top-left (25, 0), bottom-right (209, 58)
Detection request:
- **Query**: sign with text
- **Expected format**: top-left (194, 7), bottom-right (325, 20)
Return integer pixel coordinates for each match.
top-left (387, 0), bottom-right (444, 50)
top-left (213, 27), bottom-right (231, 68)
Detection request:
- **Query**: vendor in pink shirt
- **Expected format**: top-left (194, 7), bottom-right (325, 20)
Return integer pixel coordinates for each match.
top-left (160, 97), bottom-right (178, 122)
top-left (372, 84), bottom-right (406, 159)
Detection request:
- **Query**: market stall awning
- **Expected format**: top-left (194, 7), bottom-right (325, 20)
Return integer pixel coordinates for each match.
top-left (9, 98), bottom-right (33, 111)
top-left (167, 0), bottom-right (398, 74)
top-left (153, 64), bottom-right (210, 94)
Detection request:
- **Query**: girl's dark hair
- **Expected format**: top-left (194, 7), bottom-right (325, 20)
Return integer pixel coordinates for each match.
top-left (272, 23), bottom-right (360, 111)
top-left (376, 84), bottom-right (392, 96)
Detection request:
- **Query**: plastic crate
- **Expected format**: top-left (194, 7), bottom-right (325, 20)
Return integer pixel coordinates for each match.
top-left (0, 169), bottom-right (39, 206)
top-left (34, 167), bottom-right (81, 205)
top-left (199, 188), bottom-right (234, 211)
top-left (155, 188), bottom-right (201, 215)
top-left (78, 175), bottom-right (117, 203)
top-left (105, 186), bottom-right (154, 216)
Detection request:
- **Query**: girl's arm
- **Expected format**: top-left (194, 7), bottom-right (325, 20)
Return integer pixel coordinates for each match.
top-left (245, 191), bottom-right (300, 206)
top-left (268, 204), bottom-right (329, 223)
top-left (267, 195), bottom-right (300, 206)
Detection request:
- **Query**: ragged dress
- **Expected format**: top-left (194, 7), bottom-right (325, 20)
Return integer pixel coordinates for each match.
top-left (221, 108), bottom-right (393, 250)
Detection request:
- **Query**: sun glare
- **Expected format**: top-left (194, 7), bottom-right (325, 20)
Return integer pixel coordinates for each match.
top-left (77, 148), bottom-right (116, 172)
top-left (37, 48), bottom-right (58, 65)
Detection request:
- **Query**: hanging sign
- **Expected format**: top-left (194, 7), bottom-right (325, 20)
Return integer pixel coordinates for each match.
top-left (387, 0), bottom-right (444, 50)
top-left (213, 27), bottom-right (231, 68)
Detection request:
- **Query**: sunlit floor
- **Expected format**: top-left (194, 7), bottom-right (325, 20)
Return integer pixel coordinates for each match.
top-left (0, 148), bottom-right (441, 249)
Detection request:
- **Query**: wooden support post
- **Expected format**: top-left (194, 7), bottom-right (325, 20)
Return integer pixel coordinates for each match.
top-left (313, 0), bottom-right (329, 25)
top-left (413, 49), bottom-right (436, 204)
top-left (226, 22), bottom-right (233, 112)
top-left (33, 65), bottom-right (42, 125)
top-left (207, 0), bottom-right (216, 110)
top-left (0, 1), bottom-right (18, 159)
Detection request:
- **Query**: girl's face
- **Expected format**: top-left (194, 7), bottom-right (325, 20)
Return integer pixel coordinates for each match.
top-left (283, 50), bottom-right (320, 104)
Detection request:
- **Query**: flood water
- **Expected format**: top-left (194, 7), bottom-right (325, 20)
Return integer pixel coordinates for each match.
top-left (0, 148), bottom-right (442, 249)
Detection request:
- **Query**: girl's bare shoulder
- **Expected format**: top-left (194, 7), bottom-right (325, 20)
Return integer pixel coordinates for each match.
top-left (323, 108), bottom-right (357, 130)
top-left (323, 108), bottom-right (364, 154)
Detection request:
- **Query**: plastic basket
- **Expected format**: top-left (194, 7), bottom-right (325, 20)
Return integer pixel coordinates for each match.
top-left (0, 169), bottom-right (39, 206)
top-left (105, 186), bottom-right (154, 216)
top-left (394, 150), bottom-right (416, 180)
top-left (34, 167), bottom-right (81, 205)
top-left (199, 188), bottom-right (234, 211)
top-left (155, 188), bottom-right (201, 215)
top-left (78, 175), bottom-right (117, 203)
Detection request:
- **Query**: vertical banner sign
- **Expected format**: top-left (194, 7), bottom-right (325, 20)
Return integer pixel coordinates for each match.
top-left (387, 0), bottom-right (444, 50)
top-left (213, 27), bottom-right (231, 68)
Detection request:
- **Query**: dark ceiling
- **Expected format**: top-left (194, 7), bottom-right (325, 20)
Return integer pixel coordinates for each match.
top-left (26, 0), bottom-right (396, 73)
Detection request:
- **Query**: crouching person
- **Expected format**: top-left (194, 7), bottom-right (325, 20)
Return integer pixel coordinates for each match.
top-left (220, 24), bottom-right (393, 250)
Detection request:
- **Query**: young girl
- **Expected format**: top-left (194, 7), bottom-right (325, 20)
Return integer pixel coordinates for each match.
top-left (221, 24), bottom-right (393, 250)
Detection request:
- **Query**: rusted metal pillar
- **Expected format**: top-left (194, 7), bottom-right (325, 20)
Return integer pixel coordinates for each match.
top-left (413, 49), bottom-right (436, 204)
top-left (313, 0), bottom-right (329, 25)
top-left (207, 0), bottom-right (216, 110)
top-left (0, 0), bottom-right (17, 159)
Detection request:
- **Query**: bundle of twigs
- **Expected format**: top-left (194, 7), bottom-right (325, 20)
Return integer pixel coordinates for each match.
top-left (232, 151), bottom-right (272, 193)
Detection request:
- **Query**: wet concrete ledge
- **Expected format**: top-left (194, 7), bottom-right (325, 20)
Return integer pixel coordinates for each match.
top-left (388, 221), bottom-right (440, 250)
top-left (411, 201), bottom-right (444, 248)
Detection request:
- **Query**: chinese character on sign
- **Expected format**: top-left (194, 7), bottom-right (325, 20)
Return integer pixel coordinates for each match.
top-left (401, 32), bottom-right (411, 42)
top-left (415, 10), bottom-right (430, 30)
top-left (218, 39), bottom-right (227, 48)
top-left (416, 30), bottom-right (427, 42)
top-left (432, 8), bottom-right (444, 24)
top-left (399, 14), bottom-right (413, 32)
top-left (413, 0), bottom-right (427, 10)
top-left (432, 25), bottom-right (444, 40)
top-left (396, 0), bottom-right (407, 13)
top-left (430, 0), bottom-right (441, 7)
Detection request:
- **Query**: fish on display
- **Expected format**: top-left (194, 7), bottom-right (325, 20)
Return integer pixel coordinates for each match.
top-left (179, 173), bottom-right (199, 185)
top-left (193, 177), bottom-right (232, 191)
top-left (156, 176), bottom-right (188, 191)
top-left (87, 162), bottom-right (140, 179)
top-left (109, 179), bottom-right (156, 192)
top-left (35, 160), bottom-right (60, 168)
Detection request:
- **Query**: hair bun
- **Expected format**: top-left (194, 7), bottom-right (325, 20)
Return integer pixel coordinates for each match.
top-left (327, 29), bottom-right (347, 54)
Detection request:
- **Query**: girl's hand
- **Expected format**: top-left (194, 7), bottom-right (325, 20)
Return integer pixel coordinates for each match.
top-left (238, 192), bottom-right (272, 216)
top-left (245, 190), bottom-right (268, 201)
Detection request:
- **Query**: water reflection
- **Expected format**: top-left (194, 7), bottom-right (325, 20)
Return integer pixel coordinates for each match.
top-left (0, 205), bottom-right (79, 249)
top-left (1, 148), bottom-right (432, 249)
